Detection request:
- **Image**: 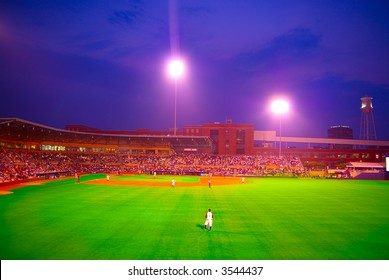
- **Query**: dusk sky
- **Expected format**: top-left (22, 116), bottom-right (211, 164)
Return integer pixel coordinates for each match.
top-left (1, 0), bottom-right (389, 139)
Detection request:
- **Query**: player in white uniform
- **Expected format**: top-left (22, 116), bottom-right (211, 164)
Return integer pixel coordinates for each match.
top-left (204, 208), bottom-right (214, 231)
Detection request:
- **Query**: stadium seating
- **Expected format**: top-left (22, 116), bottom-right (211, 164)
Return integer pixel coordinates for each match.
top-left (0, 148), bottom-right (306, 183)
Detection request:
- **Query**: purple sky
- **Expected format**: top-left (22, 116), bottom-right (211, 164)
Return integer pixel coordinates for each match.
top-left (1, 0), bottom-right (389, 139)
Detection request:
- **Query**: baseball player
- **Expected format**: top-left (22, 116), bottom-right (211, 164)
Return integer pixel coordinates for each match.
top-left (204, 208), bottom-right (214, 231)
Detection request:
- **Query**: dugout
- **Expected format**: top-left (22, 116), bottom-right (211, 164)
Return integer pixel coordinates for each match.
top-left (346, 162), bottom-right (385, 180)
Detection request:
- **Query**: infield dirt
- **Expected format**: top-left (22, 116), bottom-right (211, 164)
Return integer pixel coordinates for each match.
top-left (84, 175), bottom-right (245, 187)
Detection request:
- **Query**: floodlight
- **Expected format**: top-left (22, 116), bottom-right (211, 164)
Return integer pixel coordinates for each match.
top-left (168, 60), bottom-right (184, 78)
top-left (167, 59), bottom-right (185, 136)
top-left (271, 99), bottom-right (289, 114)
top-left (271, 99), bottom-right (289, 156)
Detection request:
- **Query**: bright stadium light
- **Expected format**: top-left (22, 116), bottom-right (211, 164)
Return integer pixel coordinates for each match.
top-left (271, 99), bottom-right (289, 156)
top-left (168, 60), bottom-right (184, 78)
top-left (271, 99), bottom-right (289, 115)
top-left (168, 59), bottom-right (185, 136)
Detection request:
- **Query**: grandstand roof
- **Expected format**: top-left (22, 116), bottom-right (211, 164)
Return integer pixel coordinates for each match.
top-left (346, 162), bottom-right (385, 169)
top-left (254, 134), bottom-right (389, 148)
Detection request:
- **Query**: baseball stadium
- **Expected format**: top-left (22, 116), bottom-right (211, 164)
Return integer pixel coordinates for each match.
top-left (1, 118), bottom-right (389, 260)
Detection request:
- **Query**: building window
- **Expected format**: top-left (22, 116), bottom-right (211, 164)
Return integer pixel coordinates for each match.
top-left (337, 154), bottom-right (347, 159)
top-left (210, 129), bottom-right (219, 154)
top-left (236, 130), bottom-right (245, 154)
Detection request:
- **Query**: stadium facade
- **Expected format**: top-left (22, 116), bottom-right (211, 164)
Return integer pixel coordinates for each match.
top-left (2, 118), bottom-right (389, 167)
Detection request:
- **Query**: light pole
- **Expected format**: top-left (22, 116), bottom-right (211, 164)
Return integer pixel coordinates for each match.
top-left (271, 99), bottom-right (289, 157)
top-left (168, 60), bottom-right (184, 136)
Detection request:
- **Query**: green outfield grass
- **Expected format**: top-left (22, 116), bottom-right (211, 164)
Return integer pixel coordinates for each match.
top-left (1, 175), bottom-right (389, 260)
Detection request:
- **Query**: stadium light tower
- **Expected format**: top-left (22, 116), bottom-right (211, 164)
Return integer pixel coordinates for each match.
top-left (168, 60), bottom-right (184, 136)
top-left (271, 99), bottom-right (289, 157)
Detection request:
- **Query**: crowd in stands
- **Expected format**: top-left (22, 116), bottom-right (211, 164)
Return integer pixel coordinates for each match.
top-left (0, 148), bottom-right (306, 183)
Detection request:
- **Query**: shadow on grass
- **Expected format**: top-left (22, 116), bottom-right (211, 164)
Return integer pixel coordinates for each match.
top-left (196, 223), bottom-right (204, 230)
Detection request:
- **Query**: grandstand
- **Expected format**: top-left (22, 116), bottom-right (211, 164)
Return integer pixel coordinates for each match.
top-left (1, 118), bottom-right (388, 182)
top-left (0, 118), bottom-right (308, 182)
top-left (0, 118), bottom-right (213, 154)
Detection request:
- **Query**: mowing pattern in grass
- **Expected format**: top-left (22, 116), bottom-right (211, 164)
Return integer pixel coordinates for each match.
top-left (1, 175), bottom-right (389, 260)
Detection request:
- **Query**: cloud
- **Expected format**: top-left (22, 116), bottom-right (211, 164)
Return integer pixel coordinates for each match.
top-left (108, 0), bottom-right (145, 26)
top-left (272, 28), bottom-right (321, 54)
top-left (182, 5), bottom-right (215, 17)
top-left (109, 10), bottom-right (142, 26)
top-left (79, 39), bottom-right (113, 52)
top-left (235, 28), bottom-right (321, 73)
top-left (283, 73), bottom-right (389, 138)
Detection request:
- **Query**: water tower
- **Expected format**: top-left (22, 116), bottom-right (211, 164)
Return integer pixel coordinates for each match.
top-left (359, 96), bottom-right (377, 140)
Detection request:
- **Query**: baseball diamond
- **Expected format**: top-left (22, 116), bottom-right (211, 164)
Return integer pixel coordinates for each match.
top-left (1, 174), bottom-right (389, 260)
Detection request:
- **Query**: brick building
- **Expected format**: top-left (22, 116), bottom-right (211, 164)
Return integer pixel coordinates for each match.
top-left (183, 120), bottom-right (254, 155)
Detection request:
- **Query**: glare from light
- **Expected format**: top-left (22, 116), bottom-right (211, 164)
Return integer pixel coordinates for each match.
top-left (271, 99), bottom-right (289, 114)
top-left (168, 60), bottom-right (184, 78)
